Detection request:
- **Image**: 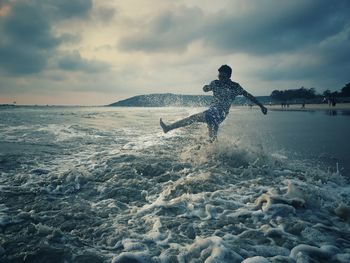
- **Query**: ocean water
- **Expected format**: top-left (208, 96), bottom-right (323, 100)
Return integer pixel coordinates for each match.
top-left (0, 106), bottom-right (350, 263)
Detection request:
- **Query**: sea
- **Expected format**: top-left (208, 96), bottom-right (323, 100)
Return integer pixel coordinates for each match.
top-left (0, 106), bottom-right (350, 263)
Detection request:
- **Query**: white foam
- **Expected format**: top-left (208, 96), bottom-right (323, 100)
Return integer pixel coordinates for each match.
top-left (290, 244), bottom-right (340, 261)
top-left (112, 251), bottom-right (152, 263)
top-left (178, 236), bottom-right (243, 263)
top-left (242, 256), bottom-right (270, 263)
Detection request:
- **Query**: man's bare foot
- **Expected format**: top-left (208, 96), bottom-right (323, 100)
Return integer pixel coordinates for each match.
top-left (160, 118), bottom-right (169, 133)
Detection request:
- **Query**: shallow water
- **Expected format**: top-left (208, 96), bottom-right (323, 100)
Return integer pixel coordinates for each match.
top-left (0, 106), bottom-right (350, 263)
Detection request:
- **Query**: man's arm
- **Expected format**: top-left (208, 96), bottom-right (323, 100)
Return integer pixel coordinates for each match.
top-left (242, 89), bottom-right (268, 115)
top-left (203, 80), bottom-right (217, 92)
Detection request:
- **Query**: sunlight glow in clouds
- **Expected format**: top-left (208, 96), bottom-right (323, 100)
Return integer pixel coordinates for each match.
top-left (0, 4), bottom-right (11, 17)
top-left (0, 0), bottom-right (349, 105)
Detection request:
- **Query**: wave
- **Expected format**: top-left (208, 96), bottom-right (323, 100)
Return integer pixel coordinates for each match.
top-left (1, 108), bottom-right (350, 263)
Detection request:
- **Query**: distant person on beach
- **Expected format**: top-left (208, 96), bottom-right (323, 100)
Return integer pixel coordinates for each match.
top-left (332, 97), bottom-right (337, 107)
top-left (160, 65), bottom-right (267, 141)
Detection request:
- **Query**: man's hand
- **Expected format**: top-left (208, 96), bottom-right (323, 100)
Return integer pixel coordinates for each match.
top-left (203, 85), bottom-right (211, 92)
top-left (261, 105), bottom-right (267, 115)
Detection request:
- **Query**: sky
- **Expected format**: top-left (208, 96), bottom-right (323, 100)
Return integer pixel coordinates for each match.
top-left (0, 0), bottom-right (349, 105)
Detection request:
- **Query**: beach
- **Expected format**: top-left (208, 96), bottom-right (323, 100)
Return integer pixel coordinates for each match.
top-left (254, 103), bottom-right (350, 112)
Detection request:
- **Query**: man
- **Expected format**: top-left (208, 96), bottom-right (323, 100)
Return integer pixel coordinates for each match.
top-left (160, 65), bottom-right (267, 141)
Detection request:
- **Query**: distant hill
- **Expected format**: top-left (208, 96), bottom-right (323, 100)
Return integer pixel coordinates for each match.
top-left (108, 93), bottom-right (271, 107)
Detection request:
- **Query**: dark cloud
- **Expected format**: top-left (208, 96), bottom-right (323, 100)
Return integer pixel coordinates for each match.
top-left (257, 58), bottom-right (350, 91)
top-left (0, 44), bottom-right (48, 74)
top-left (2, 3), bottom-right (59, 49)
top-left (119, 1), bottom-right (350, 55)
top-left (0, 0), bottom-right (93, 75)
top-left (57, 51), bottom-right (110, 73)
top-left (47, 0), bottom-right (93, 19)
top-left (255, 21), bottom-right (350, 86)
top-left (118, 0), bottom-right (350, 84)
top-left (205, 0), bottom-right (350, 55)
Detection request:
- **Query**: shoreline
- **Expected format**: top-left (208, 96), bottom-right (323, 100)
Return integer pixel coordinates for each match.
top-left (233, 103), bottom-right (350, 112)
top-left (2, 103), bottom-right (350, 111)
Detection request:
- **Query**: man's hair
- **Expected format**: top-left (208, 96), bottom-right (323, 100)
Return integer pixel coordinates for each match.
top-left (218, 65), bottom-right (232, 77)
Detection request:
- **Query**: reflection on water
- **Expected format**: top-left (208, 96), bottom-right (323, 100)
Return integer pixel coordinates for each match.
top-left (326, 110), bottom-right (338, 116)
top-left (340, 110), bottom-right (350, 116)
top-left (324, 110), bottom-right (350, 116)
top-left (225, 108), bottom-right (350, 177)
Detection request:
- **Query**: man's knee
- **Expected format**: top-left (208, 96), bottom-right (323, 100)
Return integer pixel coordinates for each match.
top-left (193, 112), bottom-right (206, 122)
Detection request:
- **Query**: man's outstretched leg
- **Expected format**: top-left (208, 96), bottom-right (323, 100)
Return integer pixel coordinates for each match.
top-left (160, 112), bottom-right (206, 133)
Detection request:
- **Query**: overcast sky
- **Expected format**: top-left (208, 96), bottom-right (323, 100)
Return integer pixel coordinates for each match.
top-left (0, 0), bottom-right (349, 105)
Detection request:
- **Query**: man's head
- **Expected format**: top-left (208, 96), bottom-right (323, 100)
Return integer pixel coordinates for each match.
top-left (218, 65), bottom-right (232, 80)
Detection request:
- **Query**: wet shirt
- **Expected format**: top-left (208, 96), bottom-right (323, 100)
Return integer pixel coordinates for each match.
top-left (206, 79), bottom-right (245, 114)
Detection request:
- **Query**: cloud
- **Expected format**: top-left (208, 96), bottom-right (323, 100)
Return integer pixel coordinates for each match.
top-left (118, 6), bottom-right (203, 52)
top-left (255, 24), bottom-right (350, 87)
top-left (0, 0), bottom-right (94, 75)
top-left (92, 5), bottom-right (116, 23)
top-left (0, 2), bottom-right (57, 74)
top-left (57, 51), bottom-right (110, 73)
top-left (119, 1), bottom-right (350, 55)
top-left (117, 0), bottom-right (350, 87)
top-left (1, 0), bottom-right (349, 105)
top-left (0, 44), bottom-right (49, 75)
top-left (47, 0), bottom-right (93, 19)
top-left (205, 0), bottom-right (350, 55)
